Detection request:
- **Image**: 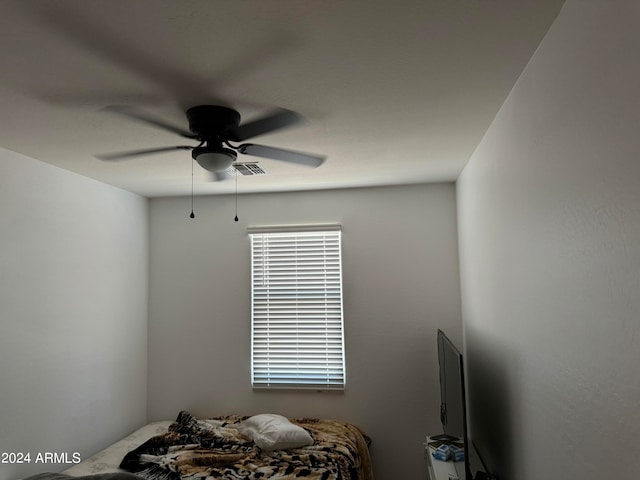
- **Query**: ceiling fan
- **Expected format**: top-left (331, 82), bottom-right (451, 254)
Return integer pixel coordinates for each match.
top-left (97, 105), bottom-right (325, 180)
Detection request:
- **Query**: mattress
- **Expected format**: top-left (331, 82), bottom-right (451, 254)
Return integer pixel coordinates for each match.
top-left (60, 412), bottom-right (373, 480)
top-left (62, 421), bottom-right (172, 476)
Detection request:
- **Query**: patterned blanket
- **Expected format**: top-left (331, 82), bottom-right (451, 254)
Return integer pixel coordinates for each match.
top-left (120, 411), bottom-right (373, 480)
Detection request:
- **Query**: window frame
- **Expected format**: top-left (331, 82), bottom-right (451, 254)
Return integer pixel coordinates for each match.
top-left (248, 225), bottom-right (346, 390)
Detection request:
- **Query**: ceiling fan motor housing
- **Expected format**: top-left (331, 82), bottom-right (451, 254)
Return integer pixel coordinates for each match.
top-left (186, 105), bottom-right (241, 138)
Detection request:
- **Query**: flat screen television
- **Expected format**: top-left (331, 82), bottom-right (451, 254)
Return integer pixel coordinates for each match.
top-left (436, 329), bottom-right (471, 480)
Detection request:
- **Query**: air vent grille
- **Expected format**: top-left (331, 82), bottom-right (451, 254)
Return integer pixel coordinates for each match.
top-left (231, 162), bottom-right (267, 176)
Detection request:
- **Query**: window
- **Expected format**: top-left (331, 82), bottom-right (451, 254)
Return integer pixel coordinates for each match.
top-left (249, 226), bottom-right (345, 390)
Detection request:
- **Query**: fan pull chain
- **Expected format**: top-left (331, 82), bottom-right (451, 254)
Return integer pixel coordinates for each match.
top-left (189, 158), bottom-right (195, 219)
top-left (234, 169), bottom-right (239, 222)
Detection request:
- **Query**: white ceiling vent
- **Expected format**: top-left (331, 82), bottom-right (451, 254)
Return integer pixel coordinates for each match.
top-left (228, 162), bottom-right (268, 176)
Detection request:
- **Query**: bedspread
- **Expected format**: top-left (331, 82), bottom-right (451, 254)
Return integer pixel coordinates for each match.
top-left (120, 411), bottom-right (373, 480)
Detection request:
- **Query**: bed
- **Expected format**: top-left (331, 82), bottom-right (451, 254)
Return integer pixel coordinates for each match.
top-left (49, 411), bottom-right (373, 480)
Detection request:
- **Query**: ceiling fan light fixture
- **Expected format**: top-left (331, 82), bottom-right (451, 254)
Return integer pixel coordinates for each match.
top-left (192, 147), bottom-right (237, 172)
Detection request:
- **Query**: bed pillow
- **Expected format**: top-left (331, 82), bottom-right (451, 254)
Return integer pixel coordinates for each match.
top-left (237, 413), bottom-right (313, 451)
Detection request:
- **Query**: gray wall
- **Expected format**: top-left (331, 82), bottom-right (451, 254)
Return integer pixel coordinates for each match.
top-left (0, 148), bottom-right (149, 480)
top-left (147, 183), bottom-right (462, 480)
top-left (457, 1), bottom-right (640, 479)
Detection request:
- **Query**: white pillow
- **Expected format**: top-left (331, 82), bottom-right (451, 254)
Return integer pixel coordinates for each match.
top-left (238, 414), bottom-right (313, 451)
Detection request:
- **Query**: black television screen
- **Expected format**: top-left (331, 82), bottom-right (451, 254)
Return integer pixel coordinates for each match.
top-left (437, 329), bottom-right (470, 479)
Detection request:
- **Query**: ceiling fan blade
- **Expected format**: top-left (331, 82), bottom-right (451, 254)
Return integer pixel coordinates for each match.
top-left (226, 108), bottom-right (304, 142)
top-left (96, 145), bottom-right (193, 161)
top-left (103, 105), bottom-right (196, 138)
top-left (237, 143), bottom-right (325, 168)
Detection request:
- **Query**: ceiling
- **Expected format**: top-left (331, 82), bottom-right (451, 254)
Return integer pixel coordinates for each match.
top-left (0, 0), bottom-right (564, 197)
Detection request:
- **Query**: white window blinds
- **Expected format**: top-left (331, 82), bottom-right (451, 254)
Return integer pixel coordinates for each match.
top-left (249, 226), bottom-right (345, 389)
